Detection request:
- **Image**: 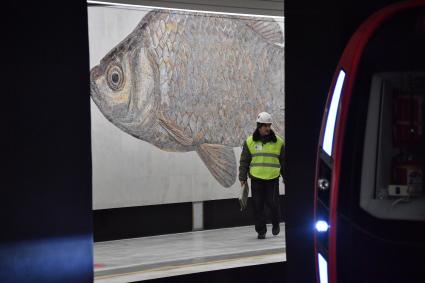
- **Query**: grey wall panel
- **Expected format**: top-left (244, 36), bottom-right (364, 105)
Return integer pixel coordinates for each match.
top-left (88, 0), bottom-right (284, 17)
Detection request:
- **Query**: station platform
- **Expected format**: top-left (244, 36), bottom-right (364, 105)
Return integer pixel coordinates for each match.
top-left (94, 223), bottom-right (286, 282)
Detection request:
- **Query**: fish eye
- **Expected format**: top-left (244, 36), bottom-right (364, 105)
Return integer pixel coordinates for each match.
top-left (112, 73), bottom-right (119, 84)
top-left (107, 65), bottom-right (124, 91)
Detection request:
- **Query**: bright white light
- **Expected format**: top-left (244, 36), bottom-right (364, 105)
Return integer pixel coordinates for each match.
top-left (318, 253), bottom-right (329, 283)
top-left (86, 1), bottom-right (284, 20)
top-left (323, 70), bottom-right (346, 156)
top-left (315, 220), bottom-right (329, 232)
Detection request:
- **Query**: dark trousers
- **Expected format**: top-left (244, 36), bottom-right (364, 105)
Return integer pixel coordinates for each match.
top-left (251, 178), bottom-right (281, 234)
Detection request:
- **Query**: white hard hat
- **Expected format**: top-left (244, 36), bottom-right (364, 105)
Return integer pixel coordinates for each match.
top-left (256, 112), bottom-right (272, 124)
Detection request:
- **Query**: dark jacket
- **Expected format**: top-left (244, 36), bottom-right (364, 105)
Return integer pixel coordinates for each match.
top-left (238, 129), bottom-right (285, 182)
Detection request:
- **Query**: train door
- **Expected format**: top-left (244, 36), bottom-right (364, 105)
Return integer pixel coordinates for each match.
top-left (314, 1), bottom-right (425, 282)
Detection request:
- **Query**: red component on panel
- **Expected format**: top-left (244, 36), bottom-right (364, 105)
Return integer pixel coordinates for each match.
top-left (392, 159), bottom-right (422, 183)
top-left (392, 94), bottom-right (423, 146)
top-left (391, 158), bottom-right (423, 197)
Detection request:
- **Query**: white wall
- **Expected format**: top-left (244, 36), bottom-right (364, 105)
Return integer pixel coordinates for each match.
top-left (89, 6), bottom-right (284, 209)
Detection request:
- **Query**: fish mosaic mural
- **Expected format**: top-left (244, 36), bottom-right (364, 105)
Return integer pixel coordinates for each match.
top-left (90, 9), bottom-right (284, 188)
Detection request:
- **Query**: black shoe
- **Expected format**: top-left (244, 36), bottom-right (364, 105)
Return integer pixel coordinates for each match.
top-left (257, 233), bottom-right (266, 239)
top-left (272, 225), bottom-right (280, 236)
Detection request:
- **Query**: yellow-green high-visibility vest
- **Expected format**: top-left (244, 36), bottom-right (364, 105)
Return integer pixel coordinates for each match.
top-left (247, 135), bottom-right (284, 180)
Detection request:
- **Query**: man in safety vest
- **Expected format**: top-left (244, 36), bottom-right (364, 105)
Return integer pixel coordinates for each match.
top-left (239, 112), bottom-right (284, 239)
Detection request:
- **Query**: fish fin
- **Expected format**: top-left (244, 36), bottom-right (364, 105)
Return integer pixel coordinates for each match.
top-left (245, 19), bottom-right (283, 46)
top-left (196, 144), bottom-right (236, 188)
top-left (158, 114), bottom-right (194, 146)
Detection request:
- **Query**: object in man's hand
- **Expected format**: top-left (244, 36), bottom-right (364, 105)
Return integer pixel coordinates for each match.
top-left (239, 182), bottom-right (249, 211)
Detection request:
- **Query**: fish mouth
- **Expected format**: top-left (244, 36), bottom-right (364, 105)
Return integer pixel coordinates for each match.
top-left (89, 65), bottom-right (103, 100)
top-left (90, 80), bottom-right (100, 104)
top-left (90, 65), bottom-right (102, 81)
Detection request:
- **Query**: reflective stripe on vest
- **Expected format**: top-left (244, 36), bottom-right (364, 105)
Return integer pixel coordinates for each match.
top-left (247, 135), bottom-right (284, 180)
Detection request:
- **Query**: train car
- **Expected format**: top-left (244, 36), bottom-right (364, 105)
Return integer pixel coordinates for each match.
top-left (314, 1), bottom-right (425, 282)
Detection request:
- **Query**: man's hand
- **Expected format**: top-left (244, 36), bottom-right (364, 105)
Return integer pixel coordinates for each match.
top-left (240, 180), bottom-right (247, 187)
